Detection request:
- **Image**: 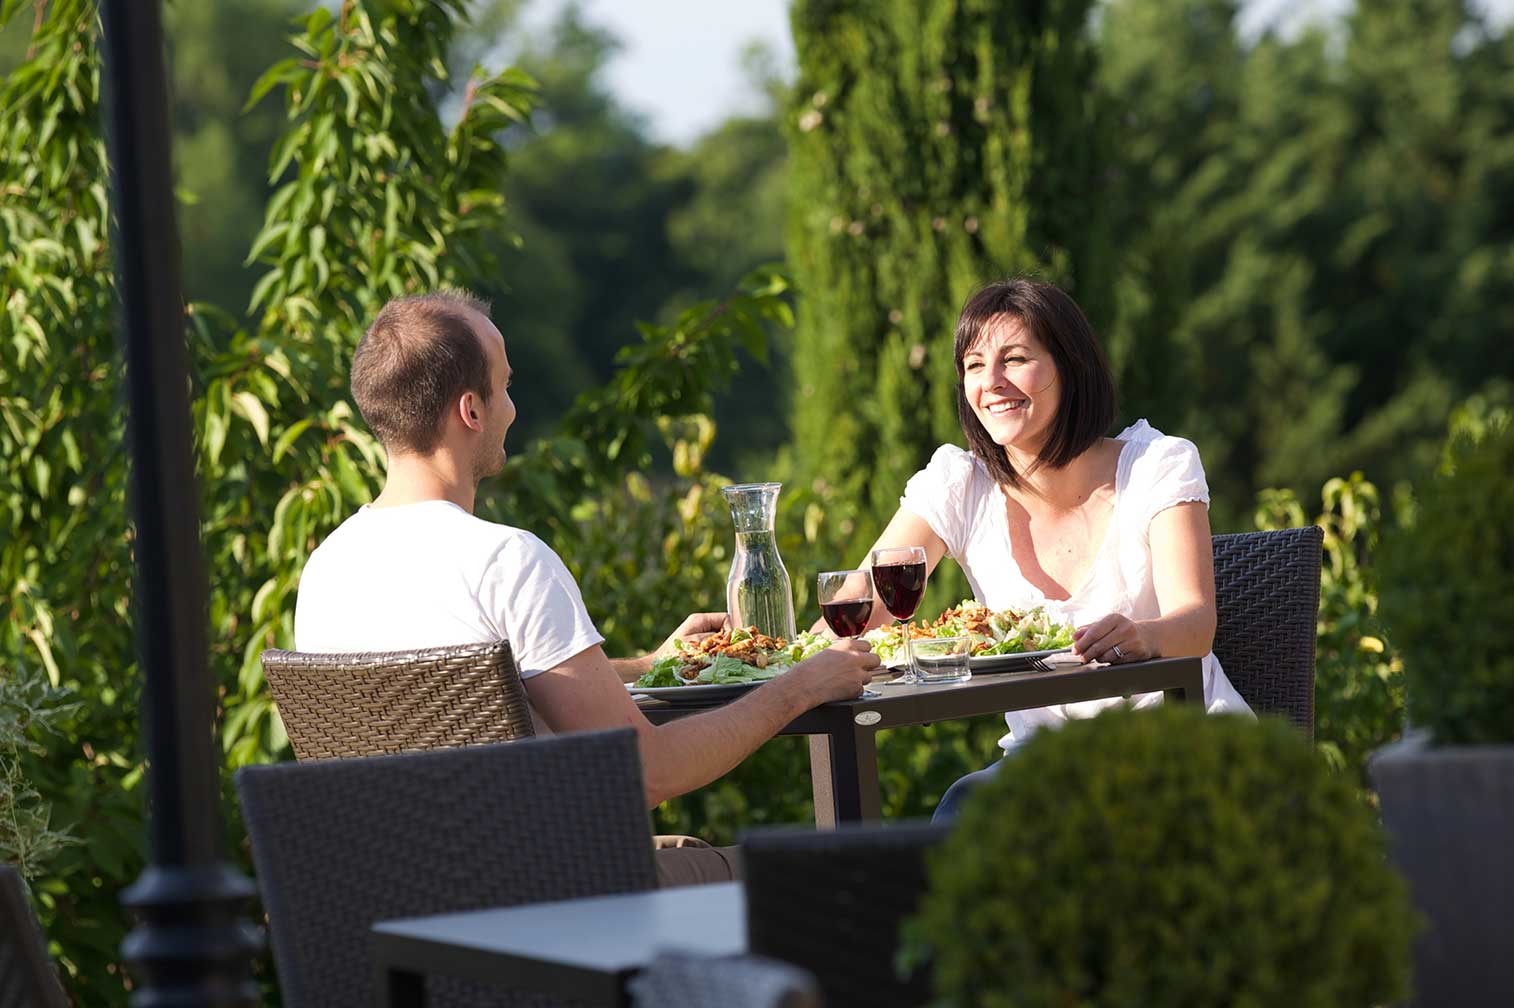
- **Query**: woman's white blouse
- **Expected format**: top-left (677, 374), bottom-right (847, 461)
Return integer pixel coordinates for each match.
top-left (900, 419), bottom-right (1253, 749)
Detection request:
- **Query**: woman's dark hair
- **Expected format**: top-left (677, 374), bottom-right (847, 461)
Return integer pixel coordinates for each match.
top-left (953, 278), bottom-right (1115, 488)
top-left (351, 290), bottom-right (493, 455)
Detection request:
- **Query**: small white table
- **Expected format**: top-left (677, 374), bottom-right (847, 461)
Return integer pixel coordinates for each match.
top-left (373, 882), bottom-right (746, 1006)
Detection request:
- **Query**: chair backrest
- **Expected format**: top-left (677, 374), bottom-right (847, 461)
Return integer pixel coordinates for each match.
top-left (742, 822), bottom-right (949, 1008)
top-left (0, 866), bottom-right (69, 1008)
top-left (260, 639), bottom-right (534, 759)
top-left (237, 729), bottom-right (657, 1007)
top-left (1211, 527), bottom-right (1323, 736)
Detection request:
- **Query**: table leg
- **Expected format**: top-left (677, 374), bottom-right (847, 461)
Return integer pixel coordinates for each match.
top-left (807, 726), bottom-right (881, 827)
top-left (382, 967), bottom-right (427, 1008)
top-left (1164, 661), bottom-right (1206, 707)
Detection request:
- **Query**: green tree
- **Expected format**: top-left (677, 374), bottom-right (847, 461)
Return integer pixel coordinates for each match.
top-left (2, 0), bottom-right (535, 997)
top-left (0, 0), bottom-right (148, 993)
top-left (484, 5), bottom-right (690, 443)
top-left (1099, 0), bottom-right (1514, 520)
top-left (784, 0), bottom-right (1110, 540)
top-left (166, 0), bottom-right (305, 315)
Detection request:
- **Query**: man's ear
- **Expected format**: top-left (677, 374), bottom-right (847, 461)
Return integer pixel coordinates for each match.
top-left (458, 392), bottom-right (483, 431)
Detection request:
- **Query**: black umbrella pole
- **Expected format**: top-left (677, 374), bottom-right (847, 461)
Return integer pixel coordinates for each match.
top-left (99, 2), bottom-right (261, 1003)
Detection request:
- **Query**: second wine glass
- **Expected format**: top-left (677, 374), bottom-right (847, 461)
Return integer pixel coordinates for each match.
top-left (871, 545), bottom-right (928, 683)
top-left (816, 568), bottom-right (875, 638)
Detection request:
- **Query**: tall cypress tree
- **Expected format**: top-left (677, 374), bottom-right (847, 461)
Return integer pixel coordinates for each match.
top-left (785, 0), bottom-right (1108, 537)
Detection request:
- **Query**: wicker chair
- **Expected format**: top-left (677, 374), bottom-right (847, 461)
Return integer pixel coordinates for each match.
top-left (260, 639), bottom-right (534, 759)
top-left (628, 953), bottom-right (822, 1008)
top-left (741, 822), bottom-right (949, 1008)
top-left (1211, 527), bottom-right (1324, 736)
top-left (0, 866), bottom-right (68, 1008)
top-left (236, 728), bottom-right (657, 1007)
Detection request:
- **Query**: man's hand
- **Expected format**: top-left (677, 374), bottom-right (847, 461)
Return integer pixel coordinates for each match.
top-left (781, 638), bottom-right (881, 707)
top-left (651, 612), bottom-right (729, 660)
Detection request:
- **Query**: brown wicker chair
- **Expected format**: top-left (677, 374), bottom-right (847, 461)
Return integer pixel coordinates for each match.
top-left (0, 866), bottom-right (69, 1008)
top-left (1211, 527), bottom-right (1324, 737)
top-left (260, 639), bottom-right (534, 759)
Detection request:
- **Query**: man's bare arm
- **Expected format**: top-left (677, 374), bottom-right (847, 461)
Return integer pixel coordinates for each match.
top-left (525, 640), bottom-right (879, 808)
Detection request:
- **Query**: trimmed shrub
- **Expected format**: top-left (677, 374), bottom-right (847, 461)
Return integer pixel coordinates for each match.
top-left (1377, 403), bottom-right (1514, 745)
top-left (909, 705), bottom-right (1415, 1007)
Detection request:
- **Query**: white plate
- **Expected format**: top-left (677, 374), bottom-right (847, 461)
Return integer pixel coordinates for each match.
top-left (884, 647), bottom-right (1075, 673)
top-left (626, 681), bottom-right (767, 702)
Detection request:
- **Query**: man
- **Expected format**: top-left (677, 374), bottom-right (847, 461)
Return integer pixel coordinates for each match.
top-left (294, 290), bottom-right (880, 884)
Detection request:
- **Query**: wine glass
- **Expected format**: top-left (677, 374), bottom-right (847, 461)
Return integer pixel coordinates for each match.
top-left (816, 569), bottom-right (875, 639)
top-left (871, 545), bottom-right (928, 683)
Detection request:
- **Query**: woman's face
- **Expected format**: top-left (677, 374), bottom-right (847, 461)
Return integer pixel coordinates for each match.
top-left (961, 315), bottom-right (1061, 458)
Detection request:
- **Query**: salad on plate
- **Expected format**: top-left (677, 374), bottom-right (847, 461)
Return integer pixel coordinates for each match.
top-left (633, 626), bottom-right (834, 689)
top-left (864, 600), bottom-right (1075, 664)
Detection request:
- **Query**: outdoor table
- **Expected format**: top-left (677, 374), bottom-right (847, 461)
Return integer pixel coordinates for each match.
top-left (637, 656), bottom-right (1205, 827)
top-left (373, 882), bottom-right (745, 1007)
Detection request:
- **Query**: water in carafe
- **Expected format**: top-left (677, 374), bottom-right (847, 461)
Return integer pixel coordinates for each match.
top-left (723, 482), bottom-right (797, 640)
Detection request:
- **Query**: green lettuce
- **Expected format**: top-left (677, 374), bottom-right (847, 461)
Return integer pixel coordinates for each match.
top-left (634, 656), bottom-right (683, 688)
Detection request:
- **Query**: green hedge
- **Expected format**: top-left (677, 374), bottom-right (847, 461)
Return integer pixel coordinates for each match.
top-left (910, 705), bottom-right (1415, 1007)
top-left (1379, 402), bottom-right (1514, 745)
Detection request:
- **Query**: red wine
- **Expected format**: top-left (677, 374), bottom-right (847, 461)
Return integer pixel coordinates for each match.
top-left (873, 561), bottom-right (926, 620)
top-left (821, 597), bottom-right (873, 637)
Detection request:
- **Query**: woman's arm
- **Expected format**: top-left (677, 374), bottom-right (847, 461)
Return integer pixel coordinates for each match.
top-left (815, 507), bottom-right (950, 634)
top-left (1071, 501), bottom-right (1217, 662)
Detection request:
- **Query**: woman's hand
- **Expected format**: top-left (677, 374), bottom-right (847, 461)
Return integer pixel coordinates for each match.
top-left (1072, 614), bottom-right (1155, 664)
top-left (651, 612), bottom-right (728, 660)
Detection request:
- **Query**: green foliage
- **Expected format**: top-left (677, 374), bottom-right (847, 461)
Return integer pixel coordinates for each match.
top-left (1254, 473), bottom-right (1404, 779)
top-left (2, 1), bottom-right (536, 998)
top-left (165, 0), bottom-right (305, 313)
top-left (785, 0), bottom-right (1110, 540)
top-left (482, 268), bottom-right (797, 652)
top-left (1100, 0), bottom-right (1514, 517)
top-left (212, 0), bottom-right (536, 770)
top-left (1378, 403), bottom-right (1514, 745)
top-left (909, 705), bottom-right (1416, 1007)
top-left (0, 1), bottom-right (154, 996)
top-left (0, 666), bottom-right (80, 881)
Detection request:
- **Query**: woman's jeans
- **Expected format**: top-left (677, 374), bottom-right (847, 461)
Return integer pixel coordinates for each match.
top-left (932, 740), bottom-right (1024, 823)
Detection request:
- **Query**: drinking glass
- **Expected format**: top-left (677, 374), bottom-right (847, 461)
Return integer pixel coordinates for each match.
top-left (871, 545), bottom-right (928, 683)
top-left (911, 636), bottom-right (972, 684)
top-left (816, 569), bottom-right (875, 639)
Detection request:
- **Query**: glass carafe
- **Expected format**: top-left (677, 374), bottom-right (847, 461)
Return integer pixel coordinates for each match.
top-left (723, 482), bottom-right (797, 641)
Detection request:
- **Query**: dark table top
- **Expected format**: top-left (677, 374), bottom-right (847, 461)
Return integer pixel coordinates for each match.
top-left (373, 883), bottom-right (746, 1004)
top-left (636, 656), bottom-right (1205, 731)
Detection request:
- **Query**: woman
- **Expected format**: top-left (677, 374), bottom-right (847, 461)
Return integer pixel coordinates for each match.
top-left (858, 278), bottom-right (1252, 820)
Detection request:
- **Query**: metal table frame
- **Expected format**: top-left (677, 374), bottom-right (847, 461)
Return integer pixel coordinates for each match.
top-left (639, 656), bottom-right (1205, 826)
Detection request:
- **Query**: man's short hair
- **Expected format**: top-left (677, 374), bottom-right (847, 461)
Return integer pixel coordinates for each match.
top-left (351, 290), bottom-right (494, 455)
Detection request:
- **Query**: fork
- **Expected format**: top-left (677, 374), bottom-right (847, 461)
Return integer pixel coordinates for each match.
top-left (1027, 649), bottom-right (1079, 672)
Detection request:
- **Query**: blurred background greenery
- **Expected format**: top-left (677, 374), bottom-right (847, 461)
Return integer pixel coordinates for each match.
top-left (1, 0), bottom-right (1509, 1000)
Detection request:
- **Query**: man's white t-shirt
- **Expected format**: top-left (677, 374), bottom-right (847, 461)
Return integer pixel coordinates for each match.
top-left (294, 500), bottom-right (604, 682)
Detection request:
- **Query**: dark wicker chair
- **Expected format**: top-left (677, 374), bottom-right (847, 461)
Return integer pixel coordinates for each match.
top-left (260, 639), bottom-right (534, 759)
top-left (1212, 527), bottom-right (1323, 737)
top-left (627, 953), bottom-right (823, 1008)
top-left (741, 822), bottom-right (949, 1008)
top-left (0, 866), bottom-right (68, 1008)
top-left (236, 728), bottom-right (657, 1007)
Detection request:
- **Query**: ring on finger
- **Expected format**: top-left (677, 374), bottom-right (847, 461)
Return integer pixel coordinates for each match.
top-left (1110, 643), bottom-right (1125, 660)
